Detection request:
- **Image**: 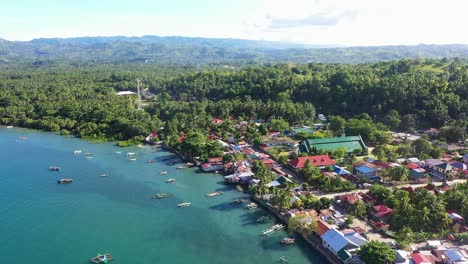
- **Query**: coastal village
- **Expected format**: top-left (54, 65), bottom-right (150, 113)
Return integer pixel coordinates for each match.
top-left (148, 115), bottom-right (468, 264)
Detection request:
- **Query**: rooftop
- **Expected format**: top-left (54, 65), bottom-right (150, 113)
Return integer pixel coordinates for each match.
top-left (289, 155), bottom-right (336, 168)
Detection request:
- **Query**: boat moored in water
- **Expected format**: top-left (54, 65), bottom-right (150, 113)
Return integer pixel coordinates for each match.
top-left (177, 202), bottom-right (191, 207)
top-left (90, 253), bottom-right (113, 263)
top-left (153, 193), bottom-right (172, 199)
top-left (57, 178), bottom-right (73, 184)
top-left (126, 152), bottom-right (136, 156)
top-left (146, 159), bottom-right (156, 163)
top-left (159, 171), bottom-right (168, 175)
top-left (128, 158), bottom-right (137, 161)
top-left (165, 178), bottom-right (176, 183)
top-left (73, 150), bottom-right (82, 154)
top-left (230, 199), bottom-right (247, 204)
top-left (207, 191), bottom-right (223, 197)
top-left (261, 224), bottom-right (284, 236)
top-left (256, 215), bottom-right (274, 223)
top-left (280, 238), bottom-right (295, 245)
top-left (49, 166), bottom-right (61, 171)
top-left (244, 203), bottom-right (258, 210)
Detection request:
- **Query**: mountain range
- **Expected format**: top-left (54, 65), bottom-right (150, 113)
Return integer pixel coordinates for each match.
top-left (0, 35), bottom-right (467, 65)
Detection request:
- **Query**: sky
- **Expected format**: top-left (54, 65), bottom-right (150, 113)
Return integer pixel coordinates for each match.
top-left (1, 0), bottom-right (467, 46)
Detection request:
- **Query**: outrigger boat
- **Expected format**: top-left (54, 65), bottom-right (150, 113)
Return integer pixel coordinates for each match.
top-left (244, 202), bottom-right (258, 210)
top-left (177, 202), bottom-right (191, 207)
top-left (176, 165), bottom-right (189, 169)
top-left (73, 150), bottom-right (82, 154)
top-left (256, 215), bottom-right (274, 223)
top-left (280, 238), bottom-right (295, 245)
top-left (90, 253), bottom-right (113, 263)
top-left (49, 166), bottom-right (61, 171)
top-left (153, 193), bottom-right (172, 199)
top-left (126, 152), bottom-right (136, 156)
top-left (57, 178), bottom-right (73, 184)
top-left (146, 159), bottom-right (156, 163)
top-left (165, 178), bottom-right (176, 183)
top-left (99, 173), bottom-right (109, 177)
top-left (114, 151), bottom-right (121, 154)
top-left (261, 224), bottom-right (284, 236)
top-left (279, 256), bottom-right (288, 263)
top-left (206, 191), bottom-right (223, 197)
top-left (230, 199), bottom-right (247, 204)
top-left (159, 171), bottom-right (168, 175)
top-left (128, 158), bottom-right (137, 161)
top-left (85, 153), bottom-right (93, 156)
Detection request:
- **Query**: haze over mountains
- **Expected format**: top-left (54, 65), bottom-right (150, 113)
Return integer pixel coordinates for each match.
top-left (0, 35), bottom-right (467, 65)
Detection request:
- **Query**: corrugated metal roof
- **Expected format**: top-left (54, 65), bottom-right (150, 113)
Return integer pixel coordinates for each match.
top-left (321, 228), bottom-right (355, 252)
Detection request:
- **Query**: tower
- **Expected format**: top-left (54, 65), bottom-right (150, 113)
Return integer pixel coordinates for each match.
top-left (136, 79), bottom-right (142, 110)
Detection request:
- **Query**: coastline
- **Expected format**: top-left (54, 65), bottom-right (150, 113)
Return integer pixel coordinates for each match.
top-left (160, 142), bottom-right (342, 264)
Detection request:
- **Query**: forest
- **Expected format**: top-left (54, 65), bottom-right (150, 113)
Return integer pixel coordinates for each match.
top-left (0, 58), bottom-right (466, 145)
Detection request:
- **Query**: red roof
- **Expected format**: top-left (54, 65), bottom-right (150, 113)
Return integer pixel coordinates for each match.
top-left (289, 155), bottom-right (336, 169)
top-left (339, 193), bottom-right (360, 205)
top-left (262, 159), bottom-right (275, 165)
top-left (373, 205), bottom-right (393, 217)
top-left (407, 163), bottom-right (420, 169)
top-left (374, 221), bottom-right (390, 229)
top-left (411, 253), bottom-right (432, 264)
top-left (212, 118), bottom-right (224, 124)
top-left (315, 220), bottom-right (332, 236)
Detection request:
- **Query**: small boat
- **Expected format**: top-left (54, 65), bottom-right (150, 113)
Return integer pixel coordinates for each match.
top-left (159, 171), bottom-right (168, 175)
top-left (261, 224), bottom-right (284, 236)
top-left (128, 158), bottom-right (137, 161)
top-left (177, 202), bottom-right (191, 207)
top-left (126, 152), bottom-right (136, 156)
top-left (165, 178), bottom-right (176, 183)
top-left (57, 178), bottom-right (73, 184)
top-left (153, 193), bottom-right (172, 199)
top-left (230, 199), bottom-right (247, 204)
top-left (49, 166), bottom-right (61, 171)
top-left (186, 162), bottom-right (195, 167)
top-left (280, 238), bottom-right (295, 245)
top-left (90, 253), bottom-right (113, 263)
top-left (99, 173), bottom-right (109, 177)
top-left (235, 185), bottom-right (244, 192)
top-left (6, 126), bottom-right (13, 128)
top-left (18, 137), bottom-right (28, 140)
top-left (85, 156), bottom-right (93, 160)
top-left (114, 151), bottom-right (121, 154)
top-left (176, 165), bottom-right (189, 169)
top-left (85, 153), bottom-right (93, 156)
top-left (146, 160), bottom-right (156, 163)
top-left (257, 215), bottom-right (274, 223)
top-left (279, 256), bottom-right (288, 263)
top-left (244, 203), bottom-right (258, 210)
top-left (206, 191), bottom-right (223, 197)
top-left (73, 150), bottom-right (82, 154)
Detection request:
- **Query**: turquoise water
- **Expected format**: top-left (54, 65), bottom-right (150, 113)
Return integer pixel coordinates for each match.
top-left (0, 127), bottom-right (325, 264)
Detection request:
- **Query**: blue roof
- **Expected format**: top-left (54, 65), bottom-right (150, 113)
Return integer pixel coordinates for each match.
top-left (356, 166), bottom-right (375, 174)
top-left (333, 165), bottom-right (351, 175)
top-left (321, 228), bottom-right (353, 252)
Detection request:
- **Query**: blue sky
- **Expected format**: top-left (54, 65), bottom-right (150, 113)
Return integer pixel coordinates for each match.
top-left (1, 0), bottom-right (467, 45)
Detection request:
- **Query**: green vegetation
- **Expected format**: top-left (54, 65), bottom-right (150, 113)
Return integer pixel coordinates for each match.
top-left (359, 241), bottom-right (396, 264)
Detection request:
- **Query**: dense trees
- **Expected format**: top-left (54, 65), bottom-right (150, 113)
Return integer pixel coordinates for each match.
top-left (359, 241), bottom-right (396, 264)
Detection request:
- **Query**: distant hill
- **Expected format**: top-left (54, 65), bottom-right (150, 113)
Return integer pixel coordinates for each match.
top-left (0, 35), bottom-right (467, 65)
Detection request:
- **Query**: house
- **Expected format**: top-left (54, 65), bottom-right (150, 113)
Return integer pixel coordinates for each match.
top-left (436, 163), bottom-right (453, 174)
top-left (407, 163), bottom-right (421, 170)
top-left (262, 159), bottom-right (276, 169)
top-left (407, 157), bottom-right (421, 164)
top-left (450, 162), bottom-right (467, 171)
top-left (409, 168), bottom-right (427, 180)
top-left (424, 128), bottom-right (440, 138)
top-left (410, 253), bottom-right (432, 264)
top-left (266, 175), bottom-right (293, 187)
top-left (336, 193), bottom-right (360, 209)
top-left (116, 91), bottom-right (137, 96)
top-left (395, 250), bottom-right (411, 264)
top-left (464, 154), bottom-right (468, 164)
top-left (298, 136), bottom-right (368, 154)
top-left (289, 155), bottom-right (336, 171)
top-left (321, 228), bottom-right (359, 263)
top-left (333, 165), bottom-right (351, 175)
top-left (373, 205), bottom-right (393, 220)
top-left (355, 166), bottom-right (376, 178)
top-left (424, 159), bottom-right (444, 170)
top-left (444, 249), bottom-right (467, 264)
top-left (343, 230), bottom-right (368, 247)
top-left (315, 219), bottom-right (333, 236)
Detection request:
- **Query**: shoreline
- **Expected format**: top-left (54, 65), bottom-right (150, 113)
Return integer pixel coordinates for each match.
top-left (160, 142), bottom-right (343, 264)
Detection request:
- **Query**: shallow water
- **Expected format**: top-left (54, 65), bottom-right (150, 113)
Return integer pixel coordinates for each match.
top-left (0, 127), bottom-right (325, 264)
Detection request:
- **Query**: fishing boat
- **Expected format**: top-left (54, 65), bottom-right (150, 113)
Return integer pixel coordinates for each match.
top-left (230, 199), bottom-right (247, 204)
top-left (256, 215), bottom-right (274, 223)
top-left (153, 193), bottom-right (172, 199)
top-left (57, 178), bottom-right (73, 184)
top-left (279, 256), bottom-right (288, 263)
top-left (165, 178), bottom-right (176, 183)
top-left (85, 156), bottom-right (93, 160)
top-left (244, 203), bottom-right (258, 210)
top-left (99, 173), bottom-right (109, 177)
top-left (280, 238), bottom-right (295, 245)
top-left (114, 151), bottom-right (121, 154)
top-left (177, 202), bottom-right (191, 207)
top-left (73, 150), bottom-right (82, 154)
top-left (159, 171), bottom-right (168, 175)
top-left (176, 165), bottom-right (189, 169)
top-left (185, 162), bottom-right (195, 167)
top-left (128, 158), bottom-right (137, 161)
top-left (261, 224), bottom-right (284, 236)
top-left (18, 137), bottom-right (28, 140)
top-left (6, 126), bottom-right (13, 128)
top-left (206, 191), bottom-right (223, 197)
top-left (49, 166), bottom-right (61, 171)
top-left (85, 153), bottom-right (93, 156)
top-left (90, 253), bottom-right (113, 263)
top-left (126, 152), bottom-right (136, 156)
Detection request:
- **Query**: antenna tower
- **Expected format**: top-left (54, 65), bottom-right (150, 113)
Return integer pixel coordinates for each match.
top-left (137, 79), bottom-right (142, 110)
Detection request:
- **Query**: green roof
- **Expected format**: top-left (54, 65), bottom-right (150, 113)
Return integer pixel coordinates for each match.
top-left (338, 248), bottom-right (352, 262)
top-left (436, 163), bottom-right (452, 171)
top-left (299, 136), bottom-right (367, 154)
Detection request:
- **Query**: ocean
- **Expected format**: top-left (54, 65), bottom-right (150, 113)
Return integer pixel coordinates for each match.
top-left (0, 127), bottom-right (325, 264)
